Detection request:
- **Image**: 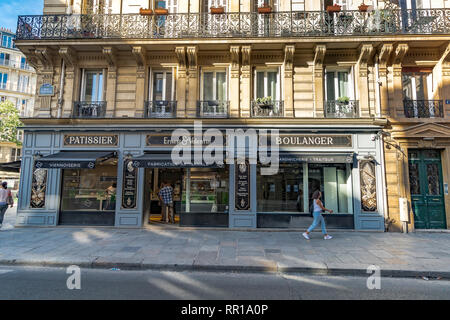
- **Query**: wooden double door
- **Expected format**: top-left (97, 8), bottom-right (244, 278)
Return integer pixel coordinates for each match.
top-left (408, 149), bottom-right (447, 229)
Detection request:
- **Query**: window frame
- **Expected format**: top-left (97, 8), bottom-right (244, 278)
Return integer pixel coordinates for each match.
top-left (149, 68), bottom-right (176, 101)
top-left (200, 67), bottom-right (228, 101)
top-left (324, 67), bottom-right (355, 101)
top-left (253, 67), bottom-right (281, 101)
top-left (80, 69), bottom-right (105, 102)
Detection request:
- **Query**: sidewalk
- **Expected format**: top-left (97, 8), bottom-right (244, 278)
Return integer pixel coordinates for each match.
top-left (1, 209), bottom-right (450, 278)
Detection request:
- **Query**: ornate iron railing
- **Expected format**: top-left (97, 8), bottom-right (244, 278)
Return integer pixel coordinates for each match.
top-left (144, 100), bottom-right (177, 118)
top-left (16, 9), bottom-right (450, 40)
top-left (403, 100), bottom-right (444, 118)
top-left (197, 100), bottom-right (229, 118)
top-left (251, 100), bottom-right (284, 117)
top-left (325, 100), bottom-right (360, 118)
top-left (73, 101), bottom-right (107, 118)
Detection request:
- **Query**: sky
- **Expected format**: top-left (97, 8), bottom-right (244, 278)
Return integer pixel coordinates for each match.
top-left (0, 0), bottom-right (44, 33)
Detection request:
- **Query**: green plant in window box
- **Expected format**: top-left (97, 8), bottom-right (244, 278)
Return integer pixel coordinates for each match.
top-left (256, 96), bottom-right (273, 108)
top-left (337, 96), bottom-right (350, 105)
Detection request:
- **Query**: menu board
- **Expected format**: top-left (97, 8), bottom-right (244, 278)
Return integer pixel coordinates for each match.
top-left (122, 159), bottom-right (137, 209)
top-left (235, 161), bottom-right (250, 211)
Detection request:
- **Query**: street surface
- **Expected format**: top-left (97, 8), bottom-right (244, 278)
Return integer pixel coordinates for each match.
top-left (0, 266), bottom-right (449, 300)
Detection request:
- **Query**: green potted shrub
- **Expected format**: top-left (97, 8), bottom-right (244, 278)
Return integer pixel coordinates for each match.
top-left (256, 96), bottom-right (273, 108)
top-left (337, 96), bottom-right (350, 105)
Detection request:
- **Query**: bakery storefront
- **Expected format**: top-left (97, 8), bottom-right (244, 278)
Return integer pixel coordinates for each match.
top-left (16, 126), bottom-right (386, 230)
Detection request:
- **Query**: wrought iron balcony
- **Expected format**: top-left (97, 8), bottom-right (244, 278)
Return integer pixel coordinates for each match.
top-left (73, 101), bottom-right (107, 118)
top-left (145, 100), bottom-right (177, 118)
top-left (325, 100), bottom-right (360, 118)
top-left (197, 100), bottom-right (229, 118)
top-left (251, 100), bottom-right (284, 117)
top-left (403, 100), bottom-right (444, 118)
top-left (16, 9), bottom-right (450, 40)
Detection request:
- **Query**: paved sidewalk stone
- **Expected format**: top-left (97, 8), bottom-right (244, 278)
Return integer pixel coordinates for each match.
top-left (0, 208), bottom-right (450, 277)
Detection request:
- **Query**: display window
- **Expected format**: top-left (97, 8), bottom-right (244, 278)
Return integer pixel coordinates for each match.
top-left (257, 162), bottom-right (353, 214)
top-left (61, 159), bottom-right (117, 212)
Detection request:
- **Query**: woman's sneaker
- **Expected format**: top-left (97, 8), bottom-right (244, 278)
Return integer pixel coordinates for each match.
top-left (302, 232), bottom-right (310, 240)
top-left (324, 235), bottom-right (333, 240)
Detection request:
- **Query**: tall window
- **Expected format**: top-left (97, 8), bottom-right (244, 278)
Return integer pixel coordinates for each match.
top-left (10, 148), bottom-right (21, 161)
top-left (202, 69), bottom-right (227, 101)
top-left (155, 0), bottom-right (177, 12)
top-left (81, 70), bottom-right (104, 102)
top-left (151, 70), bottom-right (174, 101)
top-left (0, 72), bottom-right (8, 89)
top-left (17, 75), bottom-right (29, 93)
top-left (1, 35), bottom-right (12, 48)
top-left (402, 71), bottom-right (432, 101)
top-left (0, 52), bottom-right (10, 65)
top-left (255, 69), bottom-right (280, 100)
top-left (400, 0), bottom-right (431, 9)
top-left (325, 70), bottom-right (354, 101)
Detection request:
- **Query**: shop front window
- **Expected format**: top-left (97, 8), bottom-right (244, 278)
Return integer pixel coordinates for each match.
top-left (182, 167), bottom-right (229, 214)
top-left (61, 159), bottom-right (117, 212)
top-left (257, 162), bottom-right (353, 214)
top-left (257, 163), bottom-right (304, 213)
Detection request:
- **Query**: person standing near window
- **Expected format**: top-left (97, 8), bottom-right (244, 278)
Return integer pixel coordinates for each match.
top-left (302, 190), bottom-right (333, 240)
top-left (0, 182), bottom-right (14, 230)
top-left (158, 181), bottom-right (174, 224)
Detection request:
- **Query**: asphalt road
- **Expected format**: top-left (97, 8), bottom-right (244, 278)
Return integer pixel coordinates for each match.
top-left (0, 266), bottom-right (449, 300)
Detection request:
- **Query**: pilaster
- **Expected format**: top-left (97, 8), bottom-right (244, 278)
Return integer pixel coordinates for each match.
top-left (186, 46), bottom-right (198, 118)
top-left (230, 46), bottom-right (240, 118)
top-left (240, 45), bottom-right (252, 118)
top-left (313, 45), bottom-right (326, 118)
top-left (284, 45), bottom-right (295, 118)
top-left (175, 47), bottom-right (187, 118)
top-left (59, 46), bottom-right (78, 117)
top-left (378, 44), bottom-right (393, 117)
top-left (357, 44), bottom-right (374, 117)
top-left (102, 47), bottom-right (118, 118)
top-left (391, 44), bottom-right (409, 117)
top-left (132, 46), bottom-right (147, 118)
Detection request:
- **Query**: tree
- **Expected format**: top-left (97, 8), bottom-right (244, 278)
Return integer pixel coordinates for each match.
top-left (0, 100), bottom-right (23, 146)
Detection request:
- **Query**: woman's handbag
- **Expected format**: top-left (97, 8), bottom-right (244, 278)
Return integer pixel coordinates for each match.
top-left (6, 191), bottom-right (14, 206)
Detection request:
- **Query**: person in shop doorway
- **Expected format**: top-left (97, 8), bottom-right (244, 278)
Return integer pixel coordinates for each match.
top-left (105, 183), bottom-right (117, 210)
top-left (158, 181), bottom-right (174, 224)
top-left (0, 182), bottom-right (14, 230)
top-left (302, 190), bottom-right (333, 240)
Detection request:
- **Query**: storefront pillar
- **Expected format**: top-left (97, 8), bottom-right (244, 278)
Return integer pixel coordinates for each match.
top-left (229, 162), bottom-right (257, 229)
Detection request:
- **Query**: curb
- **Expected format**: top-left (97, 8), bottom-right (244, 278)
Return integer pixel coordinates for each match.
top-left (1, 259), bottom-right (449, 280)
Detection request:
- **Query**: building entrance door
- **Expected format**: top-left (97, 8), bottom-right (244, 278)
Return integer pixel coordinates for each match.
top-left (408, 149), bottom-right (446, 229)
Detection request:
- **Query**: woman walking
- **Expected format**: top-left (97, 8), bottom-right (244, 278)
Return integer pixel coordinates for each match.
top-left (303, 190), bottom-right (333, 240)
top-left (0, 182), bottom-right (14, 229)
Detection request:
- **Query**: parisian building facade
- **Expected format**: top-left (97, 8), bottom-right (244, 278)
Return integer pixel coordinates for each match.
top-left (0, 28), bottom-right (37, 193)
top-left (12, 0), bottom-right (450, 231)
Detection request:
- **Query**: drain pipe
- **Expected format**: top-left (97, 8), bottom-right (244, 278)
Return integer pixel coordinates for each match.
top-left (57, 59), bottom-right (65, 118)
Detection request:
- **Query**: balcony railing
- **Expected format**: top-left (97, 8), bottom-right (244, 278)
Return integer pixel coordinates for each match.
top-left (325, 100), bottom-right (360, 118)
top-left (16, 9), bottom-right (450, 40)
top-left (403, 100), bottom-right (444, 118)
top-left (145, 100), bottom-right (177, 118)
top-left (251, 100), bottom-right (284, 117)
top-left (73, 101), bottom-right (107, 118)
top-left (197, 100), bottom-right (229, 118)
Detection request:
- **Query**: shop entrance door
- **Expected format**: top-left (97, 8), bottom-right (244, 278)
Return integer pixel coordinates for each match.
top-left (408, 149), bottom-right (446, 229)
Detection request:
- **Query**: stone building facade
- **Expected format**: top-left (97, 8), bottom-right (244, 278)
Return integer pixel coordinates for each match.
top-left (12, 0), bottom-right (450, 231)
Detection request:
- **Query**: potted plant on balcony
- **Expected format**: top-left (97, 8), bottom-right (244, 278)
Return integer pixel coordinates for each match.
top-left (210, 6), bottom-right (225, 14)
top-left (154, 7), bottom-right (169, 15)
top-left (256, 96), bottom-right (274, 108)
top-left (258, 1), bottom-right (272, 14)
top-left (326, 3), bottom-right (341, 13)
top-left (337, 96), bottom-right (350, 105)
top-left (358, 2), bottom-right (369, 12)
top-left (139, 8), bottom-right (153, 15)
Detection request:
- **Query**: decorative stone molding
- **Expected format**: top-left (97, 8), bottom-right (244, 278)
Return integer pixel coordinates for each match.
top-left (230, 46), bottom-right (240, 78)
top-left (241, 45), bottom-right (252, 77)
top-left (187, 46), bottom-right (198, 78)
top-left (314, 45), bottom-right (326, 78)
top-left (439, 42), bottom-right (450, 69)
top-left (132, 46), bottom-right (147, 77)
top-left (103, 47), bottom-right (117, 79)
top-left (379, 43), bottom-right (393, 72)
top-left (358, 44), bottom-right (374, 77)
top-left (284, 45), bottom-right (295, 78)
top-left (392, 43), bottom-right (409, 66)
top-left (35, 48), bottom-right (54, 71)
top-left (59, 46), bottom-right (78, 68)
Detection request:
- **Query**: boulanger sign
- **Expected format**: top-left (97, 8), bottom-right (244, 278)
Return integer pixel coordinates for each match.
top-left (269, 134), bottom-right (352, 148)
top-left (64, 135), bottom-right (119, 146)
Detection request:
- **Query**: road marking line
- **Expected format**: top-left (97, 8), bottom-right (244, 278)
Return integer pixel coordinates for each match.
top-left (0, 270), bottom-right (14, 275)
